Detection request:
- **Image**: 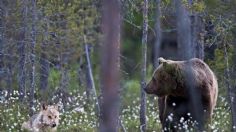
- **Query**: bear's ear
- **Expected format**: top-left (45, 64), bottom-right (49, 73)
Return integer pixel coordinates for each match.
top-left (162, 61), bottom-right (176, 73)
top-left (158, 57), bottom-right (166, 65)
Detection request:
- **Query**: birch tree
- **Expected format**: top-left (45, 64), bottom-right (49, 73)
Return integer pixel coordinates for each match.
top-left (85, 42), bottom-right (100, 115)
top-left (29, 0), bottom-right (37, 115)
top-left (140, 0), bottom-right (148, 131)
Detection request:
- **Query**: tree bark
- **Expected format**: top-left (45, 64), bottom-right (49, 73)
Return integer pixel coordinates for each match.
top-left (29, 0), bottom-right (37, 116)
top-left (224, 42), bottom-right (236, 132)
top-left (153, 0), bottom-right (161, 68)
top-left (175, 0), bottom-right (193, 60)
top-left (40, 18), bottom-right (49, 94)
top-left (85, 42), bottom-right (100, 115)
top-left (39, 44), bottom-right (49, 94)
top-left (100, 0), bottom-right (121, 131)
top-left (18, 0), bottom-right (27, 101)
top-left (175, 0), bottom-right (204, 130)
top-left (0, 0), bottom-right (4, 76)
top-left (140, 0), bottom-right (148, 131)
top-left (0, 0), bottom-right (6, 92)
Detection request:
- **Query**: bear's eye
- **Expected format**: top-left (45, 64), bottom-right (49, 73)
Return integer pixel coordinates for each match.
top-left (55, 116), bottom-right (57, 118)
top-left (48, 115), bottom-right (52, 119)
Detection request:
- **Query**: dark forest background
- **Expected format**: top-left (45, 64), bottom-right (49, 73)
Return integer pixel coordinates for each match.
top-left (0, 0), bottom-right (236, 131)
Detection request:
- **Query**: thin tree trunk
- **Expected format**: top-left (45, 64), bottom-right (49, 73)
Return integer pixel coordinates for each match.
top-left (40, 18), bottom-right (49, 95)
top-left (29, 0), bottom-right (37, 116)
top-left (6, 47), bottom-right (13, 98)
top-left (0, 0), bottom-right (4, 72)
top-left (224, 42), bottom-right (236, 132)
top-left (153, 0), bottom-right (161, 68)
top-left (4, 0), bottom-right (14, 99)
top-left (140, 0), bottom-right (148, 131)
top-left (39, 45), bottom-right (49, 93)
top-left (100, 0), bottom-right (121, 131)
top-left (59, 54), bottom-right (69, 106)
top-left (84, 42), bottom-right (100, 116)
top-left (0, 0), bottom-right (6, 90)
top-left (18, 0), bottom-right (28, 101)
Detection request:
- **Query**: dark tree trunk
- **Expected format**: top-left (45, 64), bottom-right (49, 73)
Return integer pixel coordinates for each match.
top-left (190, 14), bottom-right (205, 60)
top-left (233, 27), bottom-right (236, 132)
top-left (175, 0), bottom-right (193, 60)
top-left (39, 18), bottom-right (49, 95)
top-left (39, 44), bottom-right (49, 93)
top-left (6, 46), bottom-right (13, 98)
top-left (77, 57), bottom-right (86, 88)
top-left (59, 53), bottom-right (69, 106)
top-left (29, 0), bottom-right (37, 116)
top-left (18, 0), bottom-right (28, 101)
top-left (4, 0), bottom-right (14, 98)
top-left (0, 0), bottom-right (6, 90)
top-left (224, 42), bottom-right (236, 132)
top-left (176, 0), bottom-right (204, 130)
top-left (140, 0), bottom-right (148, 131)
top-left (100, 0), bottom-right (121, 131)
top-left (0, 0), bottom-right (4, 73)
top-left (153, 0), bottom-right (162, 68)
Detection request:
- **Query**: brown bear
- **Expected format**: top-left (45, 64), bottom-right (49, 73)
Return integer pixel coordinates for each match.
top-left (144, 57), bottom-right (218, 131)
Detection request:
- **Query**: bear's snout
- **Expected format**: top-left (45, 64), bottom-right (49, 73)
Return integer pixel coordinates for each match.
top-left (144, 83), bottom-right (152, 94)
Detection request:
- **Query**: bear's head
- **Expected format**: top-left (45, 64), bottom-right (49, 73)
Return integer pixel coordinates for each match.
top-left (144, 57), bottom-right (182, 97)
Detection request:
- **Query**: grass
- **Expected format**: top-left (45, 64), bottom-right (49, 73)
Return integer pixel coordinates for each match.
top-left (0, 79), bottom-right (232, 132)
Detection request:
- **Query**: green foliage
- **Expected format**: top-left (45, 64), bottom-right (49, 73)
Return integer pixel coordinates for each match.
top-left (192, 2), bottom-right (206, 12)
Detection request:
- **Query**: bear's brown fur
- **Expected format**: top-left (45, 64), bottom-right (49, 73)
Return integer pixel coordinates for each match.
top-left (145, 57), bottom-right (218, 131)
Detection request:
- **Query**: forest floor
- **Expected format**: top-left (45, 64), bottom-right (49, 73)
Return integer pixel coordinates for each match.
top-left (0, 80), bottom-right (231, 132)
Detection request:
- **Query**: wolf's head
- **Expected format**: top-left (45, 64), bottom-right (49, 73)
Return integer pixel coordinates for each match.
top-left (40, 103), bottom-right (60, 128)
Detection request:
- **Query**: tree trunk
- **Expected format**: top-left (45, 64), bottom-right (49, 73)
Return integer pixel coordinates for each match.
top-left (0, 0), bottom-right (4, 73)
top-left (59, 53), bottom-right (69, 106)
top-left (153, 0), bottom-right (161, 68)
top-left (0, 0), bottom-right (6, 91)
top-left (190, 14), bottom-right (204, 60)
top-left (6, 45), bottom-right (13, 98)
top-left (100, 0), bottom-right (121, 131)
top-left (224, 42), bottom-right (236, 132)
top-left (140, 0), bottom-right (148, 131)
top-left (39, 44), bottom-right (49, 95)
top-left (85, 42), bottom-right (100, 115)
top-left (176, 0), bottom-right (204, 130)
top-left (40, 18), bottom-right (49, 95)
top-left (175, 0), bottom-right (193, 60)
top-left (29, 0), bottom-right (37, 116)
top-left (18, 0), bottom-right (28, 101)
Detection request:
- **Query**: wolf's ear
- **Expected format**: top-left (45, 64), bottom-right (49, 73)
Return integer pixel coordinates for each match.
top-left (54, 105), bottom-right (59, 110)
top-left (41, 102), bottom-right (48, 110)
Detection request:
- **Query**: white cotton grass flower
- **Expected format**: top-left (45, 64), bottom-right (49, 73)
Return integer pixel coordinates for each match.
top-left (167, 113), bottom-right (173, 122)
top-left (172, 102), bottom-right (176, 106)
top-left (180, 117), bottom-right (184, 123)
top-left (73, 107), bottom-right (85, 113)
